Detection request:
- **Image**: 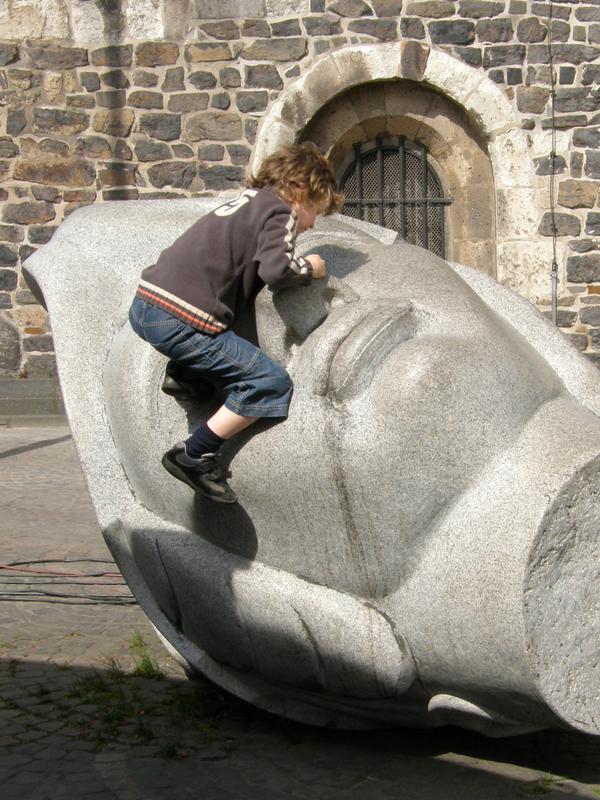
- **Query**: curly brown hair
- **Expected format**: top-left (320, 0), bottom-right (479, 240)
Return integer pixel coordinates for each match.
top-left (248, 142), bottom-right (344, 215)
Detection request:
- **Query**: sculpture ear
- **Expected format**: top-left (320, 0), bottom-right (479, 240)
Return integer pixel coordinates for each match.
top-left (118, 513), bottom-right (418, 703)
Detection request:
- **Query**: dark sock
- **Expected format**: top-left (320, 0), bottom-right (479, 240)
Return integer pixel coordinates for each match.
top-left (185, 421), bottom-right (224, 459)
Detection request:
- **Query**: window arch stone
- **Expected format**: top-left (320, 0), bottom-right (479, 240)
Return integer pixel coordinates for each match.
top-left (252, 42), bottom-right (547, 300)
top-left (301, 79), bottom-right (494, 272)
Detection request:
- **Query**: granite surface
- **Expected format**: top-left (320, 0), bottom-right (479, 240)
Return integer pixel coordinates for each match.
top-left (23, 200), bottom-right (600, 735)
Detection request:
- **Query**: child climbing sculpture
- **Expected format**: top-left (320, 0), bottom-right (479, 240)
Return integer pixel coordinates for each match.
top-left (128, 142), bottom-right (343, 503)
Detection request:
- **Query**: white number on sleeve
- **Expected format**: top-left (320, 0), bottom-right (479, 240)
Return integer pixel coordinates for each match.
top-left (214, 189), bottom-right (258, 217)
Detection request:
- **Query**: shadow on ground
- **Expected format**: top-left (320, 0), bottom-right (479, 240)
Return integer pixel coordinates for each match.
top-left (2, 656), bottom-right (600, 800)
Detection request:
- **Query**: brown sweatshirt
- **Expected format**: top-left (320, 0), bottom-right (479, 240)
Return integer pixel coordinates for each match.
top-left (136, 186), bottom-right (313, 334)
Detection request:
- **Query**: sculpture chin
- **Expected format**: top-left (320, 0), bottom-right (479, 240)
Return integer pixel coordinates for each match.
top-left (22, 200), bottom-right (600, 737)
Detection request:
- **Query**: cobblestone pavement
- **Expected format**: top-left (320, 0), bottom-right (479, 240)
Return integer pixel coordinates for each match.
top-left (3, 423), bottom-right (600, 799)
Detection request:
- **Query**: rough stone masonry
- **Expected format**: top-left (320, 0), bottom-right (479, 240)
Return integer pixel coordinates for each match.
top-left (1, 0), bottom-right (600, 378)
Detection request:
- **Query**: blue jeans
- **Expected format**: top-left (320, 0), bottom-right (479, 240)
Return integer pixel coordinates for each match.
top-left (128, 296), bottom-right (293, 418)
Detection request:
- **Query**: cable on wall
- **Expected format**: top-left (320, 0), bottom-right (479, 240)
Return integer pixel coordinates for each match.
top-left (547, 0), bottom-right (559, 326)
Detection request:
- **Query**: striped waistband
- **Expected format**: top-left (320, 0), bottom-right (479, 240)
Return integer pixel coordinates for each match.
top-left (136, 281), bottom-right (227, 335)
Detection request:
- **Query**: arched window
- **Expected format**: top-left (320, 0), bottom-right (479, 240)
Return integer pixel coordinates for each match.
top-left (339, 136), bottom-right (451, 258)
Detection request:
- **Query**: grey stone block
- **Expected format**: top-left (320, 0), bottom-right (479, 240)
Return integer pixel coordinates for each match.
top-left (23, 201), bottom-right (600, 737)
top-left (0, 377), bottom-right (64, 415)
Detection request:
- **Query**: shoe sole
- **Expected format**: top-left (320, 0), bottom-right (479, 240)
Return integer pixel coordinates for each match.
top-left (161, 452), bottom-right (238, 504)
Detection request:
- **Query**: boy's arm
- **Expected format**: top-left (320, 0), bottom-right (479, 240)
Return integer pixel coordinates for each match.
top-left (255, 210), bottom-right (313, 289)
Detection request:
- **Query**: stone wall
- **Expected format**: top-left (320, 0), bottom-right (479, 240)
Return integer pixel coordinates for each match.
top-left (1, 0), bottom-right (600, 378)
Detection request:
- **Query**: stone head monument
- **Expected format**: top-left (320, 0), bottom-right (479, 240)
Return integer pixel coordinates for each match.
top-left (24, 199), bottom-right (600, 737)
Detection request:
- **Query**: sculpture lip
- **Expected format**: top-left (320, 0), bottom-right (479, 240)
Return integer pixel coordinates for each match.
top-left (307, 300), bottom-right (416, 400)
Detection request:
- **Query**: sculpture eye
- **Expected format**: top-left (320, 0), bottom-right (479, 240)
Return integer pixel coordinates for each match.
top-left (327, 303), bottom-right (417, 402)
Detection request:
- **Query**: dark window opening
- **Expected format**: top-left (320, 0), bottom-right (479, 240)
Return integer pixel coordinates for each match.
top-left (339, 136), bottom-right (451, 258)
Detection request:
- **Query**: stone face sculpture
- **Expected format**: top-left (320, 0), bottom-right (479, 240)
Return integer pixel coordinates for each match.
top-left (24, 199), bottom-right (600, 737)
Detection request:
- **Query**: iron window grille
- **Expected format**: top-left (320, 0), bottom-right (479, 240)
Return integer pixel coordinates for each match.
top-left (339, 136), bottom-right (451, 258)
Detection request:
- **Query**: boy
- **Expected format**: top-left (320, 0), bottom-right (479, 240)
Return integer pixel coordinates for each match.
top-left (128, 142), bottom-right (343, 503)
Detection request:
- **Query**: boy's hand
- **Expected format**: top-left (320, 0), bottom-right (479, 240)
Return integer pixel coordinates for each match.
top-left (306, 254), bottom-right (326, 279)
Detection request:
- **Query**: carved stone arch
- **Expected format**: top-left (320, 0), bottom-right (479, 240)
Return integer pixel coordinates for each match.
top-left (252, 43), bottom-right (547, 297)
top-left (302, 82), bottom-right (494, 272)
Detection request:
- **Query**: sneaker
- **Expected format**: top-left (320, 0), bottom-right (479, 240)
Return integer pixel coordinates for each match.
top-left (161, 362), bottom-right (214, 404)
top-left (162, 443), bottom-right (237, 504)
